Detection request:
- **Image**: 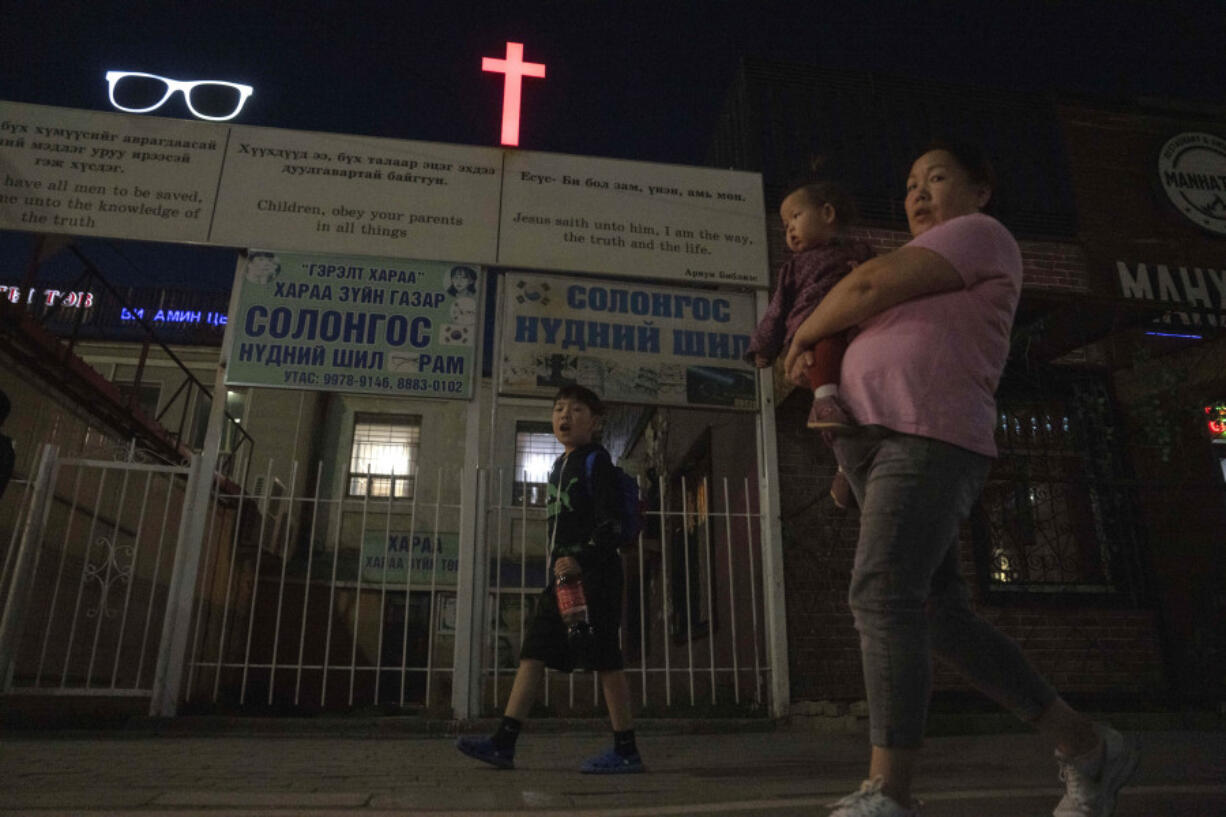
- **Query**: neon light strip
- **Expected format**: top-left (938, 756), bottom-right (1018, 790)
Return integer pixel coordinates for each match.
top-left (1144, 331), bottom-right (1203, 339)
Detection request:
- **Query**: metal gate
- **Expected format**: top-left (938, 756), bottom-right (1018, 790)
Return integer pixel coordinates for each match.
top-left (0, 444), bottom-right (193, 701)
top-left (480, 466), bottom-right (769, 716)
top-left (182, 460), bottom-right (464, 713)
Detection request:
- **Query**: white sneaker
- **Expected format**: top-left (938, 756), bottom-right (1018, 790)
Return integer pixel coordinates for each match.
top-left (1053, 724), bottom-right (1140, 817)
top-left (828, 777), bottom-right (919, 816)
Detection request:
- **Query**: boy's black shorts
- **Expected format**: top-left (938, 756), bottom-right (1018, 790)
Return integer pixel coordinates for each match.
top-left (520, 553), bottom-right (624, 673)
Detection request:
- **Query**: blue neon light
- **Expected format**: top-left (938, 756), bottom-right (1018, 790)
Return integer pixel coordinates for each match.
top-left (1144, 331), bottom-right (1202, 339)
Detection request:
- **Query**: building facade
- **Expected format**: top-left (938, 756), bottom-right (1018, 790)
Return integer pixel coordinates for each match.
top-left (706, 59), bottom-right (1226, 708)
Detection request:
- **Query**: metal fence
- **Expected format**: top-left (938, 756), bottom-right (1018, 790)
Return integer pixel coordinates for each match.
top-left (0, 446), bottom-right (190, 696)
top-left (3, 451), bottom-right (772, 716)
top-left (482, 467), bottom-right (767, 715)
top-left (184, 461), bottom-right (464, 711)
top-left (180, 462), bottom-right (769, 715)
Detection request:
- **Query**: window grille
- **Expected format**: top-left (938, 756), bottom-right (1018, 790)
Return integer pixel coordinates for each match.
top-left (974, 372), bottom-right (1144, 599)
top-left (348, 415), bottom-right (421, 498)
top-left (512, 422), bottom-right (562, 506)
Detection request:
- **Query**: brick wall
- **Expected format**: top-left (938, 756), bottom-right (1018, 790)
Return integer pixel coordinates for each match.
top-left (773, 228), bottom-right (1167, 705)
top-left (780, 383), bottom-right (1167, 703)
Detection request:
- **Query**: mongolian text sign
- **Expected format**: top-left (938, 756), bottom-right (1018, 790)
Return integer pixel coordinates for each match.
top-left (498, 272), bottom-right (757, 409)
top-left (209, 125), bottom-right (502, 259)
top-left (0, 100), bottom-right (768, 286)
top-left (227, 252), bottom-right (478, 397)
top-left (361, 530), bottom-right (460, 586)
top-left (498, 151), bottom-right (766, 284)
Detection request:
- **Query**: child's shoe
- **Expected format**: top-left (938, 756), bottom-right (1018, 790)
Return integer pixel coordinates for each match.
top-left (580, 748), bottom-right (645, 774)
top-left (808, 395), bottom-right (855, 434)
top-left (456, 735), bottom-right (515, 769)
top-left (830, 470), bottom-right (855, 510)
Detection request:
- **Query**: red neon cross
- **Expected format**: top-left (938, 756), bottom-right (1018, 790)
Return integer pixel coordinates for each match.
top-left (482, 42), bottom-right (546, 147)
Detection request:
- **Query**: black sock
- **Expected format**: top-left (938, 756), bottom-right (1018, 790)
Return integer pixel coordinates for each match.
top-left (492, 716), bottom-right (522, 751)
top-left (613, 728), bottom-right (637, 757)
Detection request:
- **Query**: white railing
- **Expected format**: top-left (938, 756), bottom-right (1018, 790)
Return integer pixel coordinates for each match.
top-left (0, 446), bottom-right (190, 696)
top-left (482, 467), bottom-right (767, 715)
top-left (3, 450), bottom-right (772, 716)
top-left (185, 461), bottom-right (464, 711)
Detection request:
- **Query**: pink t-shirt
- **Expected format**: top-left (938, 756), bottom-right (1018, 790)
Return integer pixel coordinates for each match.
top-left (840, 213), bottom-right (1022, 458)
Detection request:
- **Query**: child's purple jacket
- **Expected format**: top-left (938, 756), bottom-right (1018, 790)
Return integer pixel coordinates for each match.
top-left (746, 238), bottom-right (876, 363)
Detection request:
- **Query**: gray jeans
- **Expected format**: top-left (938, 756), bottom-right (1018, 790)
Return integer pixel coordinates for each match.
top-left (834, 428), bottom-right (1058, 748)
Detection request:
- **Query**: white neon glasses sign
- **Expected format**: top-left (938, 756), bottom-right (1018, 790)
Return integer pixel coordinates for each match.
top-left (105, 71), bottom-right (254, 122)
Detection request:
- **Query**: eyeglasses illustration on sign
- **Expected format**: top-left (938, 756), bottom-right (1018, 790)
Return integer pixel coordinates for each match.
top-left (105, 71), bottom-right (253, 121)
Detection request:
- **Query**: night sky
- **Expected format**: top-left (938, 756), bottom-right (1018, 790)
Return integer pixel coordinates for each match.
top-left (1, 0), bottom-right (1223, 288)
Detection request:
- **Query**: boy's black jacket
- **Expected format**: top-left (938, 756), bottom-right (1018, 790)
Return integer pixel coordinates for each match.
top-left (546, 441), bottom-right (622, 575)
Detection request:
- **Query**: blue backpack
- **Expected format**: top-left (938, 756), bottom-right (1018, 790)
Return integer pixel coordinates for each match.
top-left (584, 451), bottom-right (644, 550)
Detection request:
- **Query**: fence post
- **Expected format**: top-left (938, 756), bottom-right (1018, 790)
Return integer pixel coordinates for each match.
top-left (452, 425), bottom-right (488, 719)
top-left (149, 454), bottom-right (209, 716)
top-left (754, 290), bottom-right (791, 719)
top-left (0, 444), bottom-right (57, 691)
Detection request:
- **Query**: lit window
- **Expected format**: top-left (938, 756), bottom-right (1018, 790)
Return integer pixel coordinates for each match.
top-left (348, 415), bottom-right (420, 498)
top-left (512, 422), bottom-right (562, 506)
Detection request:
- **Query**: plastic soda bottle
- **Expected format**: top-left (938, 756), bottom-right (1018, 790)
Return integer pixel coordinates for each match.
top-left (556, 571), bottom-right (595, 668)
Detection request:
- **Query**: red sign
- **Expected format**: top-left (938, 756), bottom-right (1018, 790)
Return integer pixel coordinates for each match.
top-left (1206, 403), bottom-right (1226, 439)
top-left (482, 42), bottom-right (546, 147)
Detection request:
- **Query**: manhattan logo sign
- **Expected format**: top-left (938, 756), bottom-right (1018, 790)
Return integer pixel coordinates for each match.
top-left (1158, 132), bottom-right (1226, 237)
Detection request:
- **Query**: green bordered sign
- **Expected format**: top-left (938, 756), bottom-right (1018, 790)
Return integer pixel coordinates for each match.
top-left (226, 252), bottom-right (478, 398)
top-left (360, 531), bottom-right (460, 586)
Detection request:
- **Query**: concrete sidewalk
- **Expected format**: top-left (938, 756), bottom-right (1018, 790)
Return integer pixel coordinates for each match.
top-left (2, 720), bottom-right (1224, 816)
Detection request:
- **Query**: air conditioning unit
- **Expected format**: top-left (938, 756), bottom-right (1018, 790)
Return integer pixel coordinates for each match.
top-left (253, 475), bottom-right (286, 517)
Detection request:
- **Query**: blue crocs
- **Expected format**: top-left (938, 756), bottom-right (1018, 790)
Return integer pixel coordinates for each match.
top-left (456, 736), bottom-right (515, 770)
top-left (580, 748), bottom-right (645, 774)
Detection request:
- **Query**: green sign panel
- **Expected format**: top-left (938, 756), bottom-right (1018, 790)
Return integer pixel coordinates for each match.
top-left (226, 252), bottom-right (478, 398)
top-left (360, 531), bottom-right (459, 586)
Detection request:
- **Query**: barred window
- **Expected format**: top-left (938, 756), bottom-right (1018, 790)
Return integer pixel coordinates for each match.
top-left (512, 422), bottom-right (562, 506)
top-left (348, 415), bottom-right (420, 498)
top-left (974, 373), bottom-right (1143, 599)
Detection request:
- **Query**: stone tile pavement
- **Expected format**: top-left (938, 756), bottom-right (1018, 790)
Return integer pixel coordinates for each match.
top-left (1, 721), bottom-right (1224, 815)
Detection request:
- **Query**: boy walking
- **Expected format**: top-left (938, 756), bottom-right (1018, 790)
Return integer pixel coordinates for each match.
top-left (457, 385), bottom-right (643, 773)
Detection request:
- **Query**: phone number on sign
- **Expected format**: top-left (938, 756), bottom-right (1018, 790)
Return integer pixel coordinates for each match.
top-left (395, 376), bottom-right (465, 393)
top-left (321, 373), bottom-right (392, 389)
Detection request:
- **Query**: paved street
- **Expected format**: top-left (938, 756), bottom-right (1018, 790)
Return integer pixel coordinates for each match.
top-left (2, 722), bottom-right (1224, 816)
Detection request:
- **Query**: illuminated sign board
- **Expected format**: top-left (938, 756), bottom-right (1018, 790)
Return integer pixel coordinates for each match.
top-left (120, 307), bottom-right (227, 327)
top-left (482, 42), bottom-right (545, 147)
top-left (0, 285), bottom-right (94, 307)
